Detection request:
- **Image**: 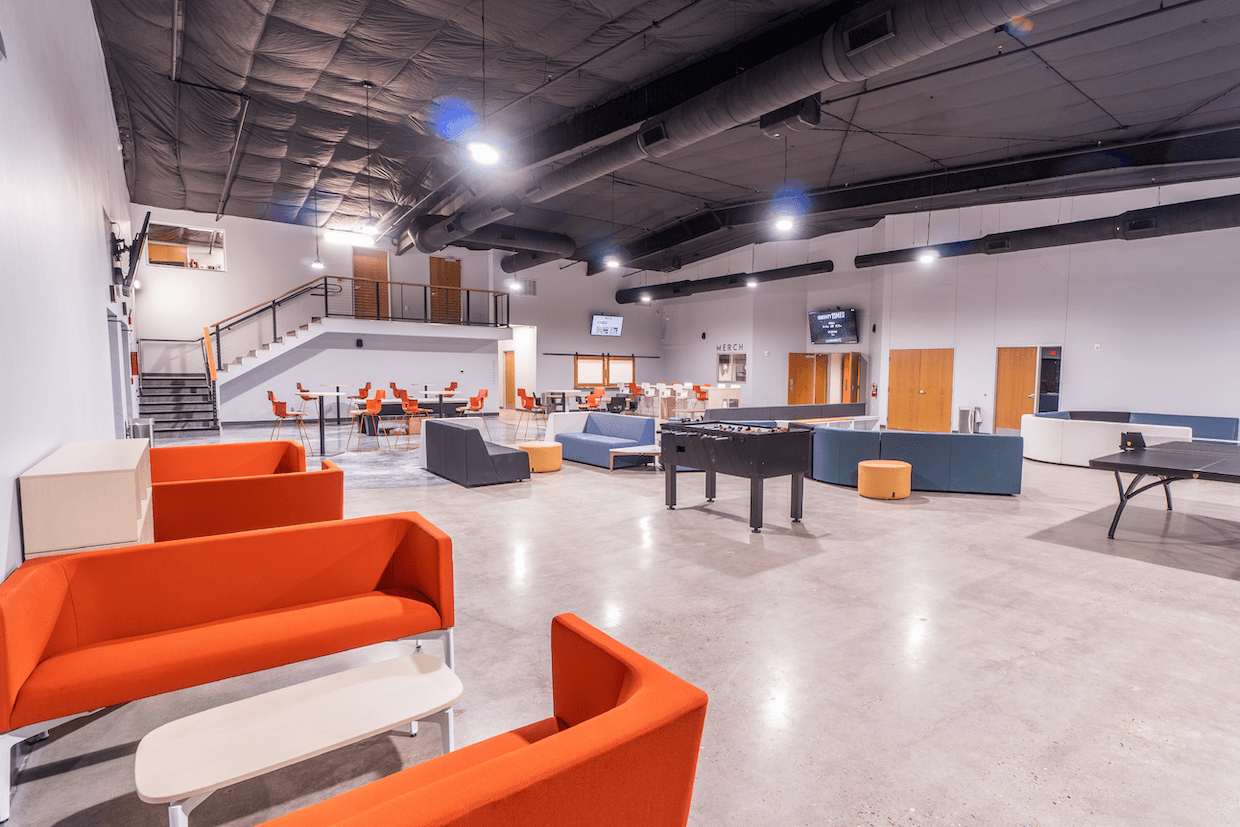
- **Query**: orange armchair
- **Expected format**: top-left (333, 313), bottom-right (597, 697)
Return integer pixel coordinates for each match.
top-left (257, 613), bottom-right (708, 827)
top-left (150, 442), bottom-right (343, 542)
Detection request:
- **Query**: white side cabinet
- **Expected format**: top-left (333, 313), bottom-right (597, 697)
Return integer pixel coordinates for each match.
top-left (19, 439), bottom-right (153, 559)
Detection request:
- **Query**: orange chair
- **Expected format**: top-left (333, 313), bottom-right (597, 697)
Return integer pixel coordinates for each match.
top-left (268, 391), bottom-right (314, 455)
top-left (516, 389), bottom-right (549, 440)
top-left (442, 381), bottom-right (459, 398)
top-left (346, 382), bottom-right (372, 414)
top-left (347, 390), bottom-right (390, 451)
top-left (576, 390), bottom-right (604, 411)
top-left (625, 383), bottom-right (644, 414)
top-left (455, 389), bottom-right (491, 439)
top-left (251, 613), bottom-right (708, 827)
top-left (295, 383), bottom-right (319, 418)
top-left (397, 394), bottom-right (434, 450)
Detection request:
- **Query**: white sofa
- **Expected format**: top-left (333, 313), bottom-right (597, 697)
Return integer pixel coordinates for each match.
top-left (1019, 414), bottom-right (1192, 467)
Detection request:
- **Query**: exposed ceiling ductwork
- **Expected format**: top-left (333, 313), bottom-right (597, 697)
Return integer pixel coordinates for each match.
top-left (616, 259), bottom-right (834, 304)
top-left (414, 0), bottom-right (1067, 256)
top-left (854, 193), bottom-right (1240, 268)
top-left (397, 223), bottom-right (574, 257)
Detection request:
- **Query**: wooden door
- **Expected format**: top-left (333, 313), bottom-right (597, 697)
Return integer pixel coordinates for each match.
top-left (842, 353), bottom-right (858, 403)
top-left (352, 247), bottom-right (389, 319)
top-left (504, 351), bottom-right (516, 407)
top-left (917, 349), bottom-right (954, 432)
top-left (994, 347), bottom-right (1038, 430)
top-left (787, 353), bottom-right (816, 404)
top-left (430, 257), bottom-right (462, 322)
top-left (813, 354), bottom-right (830, 403)
top-left (886, 349), bottom-right (922, 430)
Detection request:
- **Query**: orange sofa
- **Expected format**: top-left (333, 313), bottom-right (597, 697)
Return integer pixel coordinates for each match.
top-left (150, 441), bottom-right (343, 542)
top-left (260, 613), bottom-right (708, 827)
top-left (0, 512), bottom-right (453, 822)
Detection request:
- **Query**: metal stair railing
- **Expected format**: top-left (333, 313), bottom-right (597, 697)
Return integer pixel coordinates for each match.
top-left (206, 276), bottom-right (511, 372)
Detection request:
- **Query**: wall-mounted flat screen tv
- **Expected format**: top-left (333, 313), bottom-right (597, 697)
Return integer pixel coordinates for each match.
top-left (591, 314), bottom-right (623, 336)
top-left (809, 309), bottom-right (859, 344)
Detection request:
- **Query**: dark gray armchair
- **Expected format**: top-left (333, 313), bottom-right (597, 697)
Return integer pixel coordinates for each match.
top-left (423, 419), bottom-right (530, 487)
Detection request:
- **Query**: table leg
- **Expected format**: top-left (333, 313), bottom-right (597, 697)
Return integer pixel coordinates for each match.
top-left (791, 472), bottom-right (804, 522)
top-left (424, 707), bottom-right (454, 753)
top-left (317, 395), bottom-right (327, 456)
top-left (168, 791), bottom-right (212, 827)
top-left (749, 477), bottom-right (764, 533)
top-left (705, 467), bottom-right (716, 502)
top-left (1108, 472), bottom-right (1178, 539)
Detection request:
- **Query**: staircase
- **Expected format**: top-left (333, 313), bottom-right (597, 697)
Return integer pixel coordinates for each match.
top-left (138, 374), bottom-right (220, 436)
top-left (217, 319), bottom-right (324, 374)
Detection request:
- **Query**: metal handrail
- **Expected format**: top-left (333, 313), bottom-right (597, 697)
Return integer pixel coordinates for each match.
top-left (206, 276), bottom-right (511, 372)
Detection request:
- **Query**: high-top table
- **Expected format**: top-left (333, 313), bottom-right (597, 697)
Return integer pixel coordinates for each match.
top-left (135, 653), bottom-right (461, 827)
top-left (314, 391), bottom-right (350, 455)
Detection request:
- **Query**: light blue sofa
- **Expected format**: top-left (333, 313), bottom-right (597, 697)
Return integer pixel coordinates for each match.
top-left (555, 412), bottom-right (657, 468)
top-left (812, 427), bottom-right (1023, 494)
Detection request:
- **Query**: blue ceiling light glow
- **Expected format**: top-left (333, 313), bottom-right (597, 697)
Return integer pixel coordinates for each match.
top-left (429, 97), bottom-right (480, 142)
top-left (773, 182), bottom-right (810, 218)
top-left (1004, 16), bottom-right (1034, 37)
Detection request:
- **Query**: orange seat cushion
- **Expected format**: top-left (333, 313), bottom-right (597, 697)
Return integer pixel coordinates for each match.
top-left (10, 588), bottom-right (441, 730)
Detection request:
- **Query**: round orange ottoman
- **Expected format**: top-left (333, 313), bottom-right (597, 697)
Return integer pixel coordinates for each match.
top-left (858, 459), bottom-right (911, 500)
top-left (519, 441), bottom-right (562, 472)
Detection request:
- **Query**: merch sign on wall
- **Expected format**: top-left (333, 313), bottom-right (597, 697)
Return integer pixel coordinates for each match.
top-left (716, 342), bottom-right (746, 382)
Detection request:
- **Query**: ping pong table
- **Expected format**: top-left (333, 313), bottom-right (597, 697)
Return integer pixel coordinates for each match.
top-left (1088, 441), bottom-right (1240, 538)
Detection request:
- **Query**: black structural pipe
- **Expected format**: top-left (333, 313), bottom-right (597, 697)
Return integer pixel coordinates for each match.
top-left (616, 259), bottom-right (833, 304)
top-left (855, 194), bottom-right (1240, 268)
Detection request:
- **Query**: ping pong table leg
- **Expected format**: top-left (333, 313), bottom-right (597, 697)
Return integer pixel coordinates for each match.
top-left (1108, 472), bottom-right (1176, 539)
top-left (1161, 478), bottom-right (1173, 511)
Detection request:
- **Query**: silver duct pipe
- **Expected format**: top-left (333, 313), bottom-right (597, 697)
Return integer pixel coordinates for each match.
top-left (416, 0), bottom-right (1065, 254)
top-left (616, 259), bottom-right (834, 304)
top-left (854, 193), bottom-right (1240, 268)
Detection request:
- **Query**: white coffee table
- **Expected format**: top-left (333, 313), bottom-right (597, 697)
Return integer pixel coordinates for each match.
top-left (135, 654), bottom-right (462, 827)
top-left (609, 443), bottom-right (662, 470)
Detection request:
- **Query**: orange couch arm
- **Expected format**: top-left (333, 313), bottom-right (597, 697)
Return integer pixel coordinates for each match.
top-left (381, 514), bottom-right (454, 629)
top-left (152, 460), bottom-right (344, 542)
top-left (0, 564), bottom-right (74, 733)
top-left (151, 441), bottom-right (306, 483)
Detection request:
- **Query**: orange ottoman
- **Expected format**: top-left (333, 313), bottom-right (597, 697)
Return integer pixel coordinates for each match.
top-left (858, 459), bottom-right (911, 500)
top-left (519, 441), bottom-right (562, 472)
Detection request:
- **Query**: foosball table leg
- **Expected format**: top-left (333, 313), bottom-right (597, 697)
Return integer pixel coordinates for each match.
top-left (750, 477), bottom-right (764, 532)
top-left (791, 473), bottom-right (804, 522)
top-left (705, 468), bottom-right (716, 502)
top-left (665, 457), bottom-right (677, 510)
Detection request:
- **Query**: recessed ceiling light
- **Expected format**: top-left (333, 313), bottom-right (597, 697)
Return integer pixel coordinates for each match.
top-left (467, 141), bottom-right (501, 166)
top-left (775, 216), bottom-right (794, 232)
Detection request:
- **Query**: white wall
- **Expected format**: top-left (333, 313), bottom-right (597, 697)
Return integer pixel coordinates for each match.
top-left (132, 205), bottom-right (498, 340)
top-left (504, 259), bottom-right (664, 390)
top-left (0, 0), bottom-right (133, 575)
top-left (658, 178), bottom-right (1240, 428)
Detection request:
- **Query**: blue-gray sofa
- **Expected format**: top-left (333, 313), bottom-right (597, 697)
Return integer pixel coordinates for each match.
top-left (812, 427), bottom-right (1023, 494)
top-left (703, 402), bottom-right (867, 422)
top-left (555, 412), bottom-right (657, 468)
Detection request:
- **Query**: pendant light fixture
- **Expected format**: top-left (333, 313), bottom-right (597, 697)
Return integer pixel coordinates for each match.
top-left (361, 80), bottom-right (379, 235)
top-left (774, 137), bottom-right (795, 232)
top-left (467, 0), bottom-right (500, 167)
top-left (311, 166), bottom-right (325, 270)
top-left (603, 172), bottom-right (621, 268)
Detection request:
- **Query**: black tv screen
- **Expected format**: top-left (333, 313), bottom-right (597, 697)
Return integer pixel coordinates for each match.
top-left (809, 309), bottom-right (859, 345)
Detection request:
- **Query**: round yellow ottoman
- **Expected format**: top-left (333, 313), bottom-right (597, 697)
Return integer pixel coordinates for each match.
top-left (858, 459), bottom-right (912, 500)
top-left (519, 441), bottom-right (562, 472)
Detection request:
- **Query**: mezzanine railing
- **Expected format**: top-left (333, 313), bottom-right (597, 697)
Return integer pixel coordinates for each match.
top-left (206, 276), bottom-right (510, 371)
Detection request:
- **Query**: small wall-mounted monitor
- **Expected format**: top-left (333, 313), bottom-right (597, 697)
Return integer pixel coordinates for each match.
top-left (591, 314), bottom-right (623, 336)
top-left (809, 309), bottom-right (859, 344)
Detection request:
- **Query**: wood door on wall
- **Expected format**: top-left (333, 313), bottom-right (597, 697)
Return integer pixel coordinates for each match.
top-left (504, 351), bottom-right (516, 407)
top-left (430, 257), bottom-right (462, 322)
top-left (788, 353), bottom-right (816, 404)
top-left (352, 247), bottom-right (389, 319)
top-left (888, 348), bottom-right (954, 432)
top-left (842, 352), bottom-right (859, 403)
top-left (994, 347), bottom-right (1038, 430)
top-left (813, 354), bottom-right (830, 403)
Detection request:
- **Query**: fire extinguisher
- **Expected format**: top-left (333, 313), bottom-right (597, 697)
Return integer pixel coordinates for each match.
top-left (870, 383), bottom-right (878, 398)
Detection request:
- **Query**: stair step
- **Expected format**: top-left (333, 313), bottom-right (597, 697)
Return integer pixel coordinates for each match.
top-left (140, 394), bottom-right (211, 403)
top-left (154, 421), bottom-right (220, 433)
top-left (140, 403), bottom-right (215, 413)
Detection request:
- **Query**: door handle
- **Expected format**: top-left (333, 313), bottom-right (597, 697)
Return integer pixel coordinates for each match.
top-left (1027, 393), bottom-right (1035, 398)
top-left (919, 390), bottom-right (925, 394)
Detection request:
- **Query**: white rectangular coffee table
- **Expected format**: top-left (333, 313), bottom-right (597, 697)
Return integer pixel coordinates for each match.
top-left (609, 444), bottom-right (662, 470)
top-left (135, 654), bottom-right (462, 827)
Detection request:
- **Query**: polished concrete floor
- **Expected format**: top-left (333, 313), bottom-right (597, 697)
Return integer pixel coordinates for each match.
top-left (14, 418), bottom-right (1240, 826)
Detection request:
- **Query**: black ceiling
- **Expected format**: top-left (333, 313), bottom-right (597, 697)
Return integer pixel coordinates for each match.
top-left (94, 0), bottom-right (1240, 274)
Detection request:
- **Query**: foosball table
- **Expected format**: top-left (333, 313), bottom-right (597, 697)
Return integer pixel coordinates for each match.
top-left (660, 421), bottom-right (812, 532)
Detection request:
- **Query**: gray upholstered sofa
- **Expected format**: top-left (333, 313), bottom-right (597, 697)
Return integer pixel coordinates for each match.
top-left (423, 419), bottom-right (530, 487)
top-left (812, 427), bottom-right (1023, 494)
top-left (551, 412), bottom-right (656, 468)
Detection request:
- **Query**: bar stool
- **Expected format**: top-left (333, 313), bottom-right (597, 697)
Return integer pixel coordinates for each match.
top-left (267, 391), bottom-right (314, 455)
top-left (456, 390), bottom-right (491, 439)
top-left (516, 390), bottom-right (548, 440)
top-left (347, 390), bottom-right (390, 451)
top-left (295, 383), bottom-right (319, 418)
